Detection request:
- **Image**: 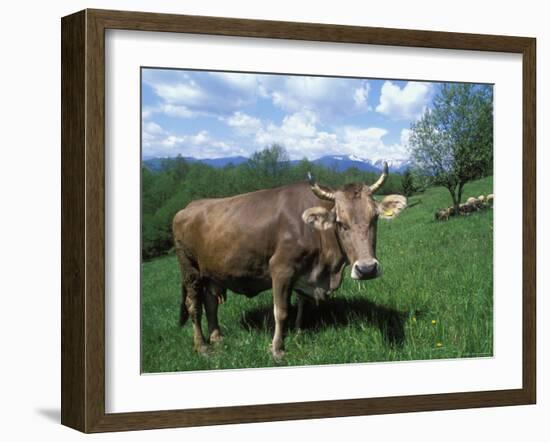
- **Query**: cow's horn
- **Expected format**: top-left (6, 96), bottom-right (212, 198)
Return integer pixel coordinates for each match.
top-left (368, 162), bottom-right (388, 193)
top-left (307, 172), bottom-right (335, 201)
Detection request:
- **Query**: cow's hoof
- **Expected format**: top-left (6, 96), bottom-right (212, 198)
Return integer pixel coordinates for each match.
top-left (194, 343), bottom-right (209, 355)
top-left (271, 348), bottom-right (285, 362)
top-left (209, 330), bottom-right (224, 344)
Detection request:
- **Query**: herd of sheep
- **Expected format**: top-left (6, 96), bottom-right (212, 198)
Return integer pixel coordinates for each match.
top-left (435, 194), bottom-right (494, 221)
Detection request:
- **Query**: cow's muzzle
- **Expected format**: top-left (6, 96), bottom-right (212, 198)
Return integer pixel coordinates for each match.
top-left (351, 260), bottom-right (380, 280)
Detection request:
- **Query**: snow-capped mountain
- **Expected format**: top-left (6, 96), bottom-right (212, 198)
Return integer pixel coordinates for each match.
top-left (311, 155), bottom-right (379, 173)
top-left (313, 155), bottom-right (411, 174)
top-left (372, 158), bottom-right (412, 173)
top-left (348, 154), bottom-right (369, 162)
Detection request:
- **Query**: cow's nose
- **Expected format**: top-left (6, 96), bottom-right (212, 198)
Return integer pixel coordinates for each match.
top-left (352, 261), bottom-right (380, 280)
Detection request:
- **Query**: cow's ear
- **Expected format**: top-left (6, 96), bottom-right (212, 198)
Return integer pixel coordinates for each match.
top-left (378, 195), bottom-right (407, 219)
top-left (302, 207), bottom-right (336, 230)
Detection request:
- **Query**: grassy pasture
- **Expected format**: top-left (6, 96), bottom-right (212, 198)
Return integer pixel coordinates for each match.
top-left (141, 176), bottom-right (493, 373)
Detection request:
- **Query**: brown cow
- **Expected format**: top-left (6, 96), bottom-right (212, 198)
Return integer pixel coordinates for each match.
top-left (172, 163), bottom-right (407, 360)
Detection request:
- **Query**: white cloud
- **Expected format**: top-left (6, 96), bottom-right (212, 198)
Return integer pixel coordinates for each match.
top-left (143, 70), bottom-right (259, 119)
top-left (142, 119), bottom-right (245, 159)
top-left (142, 121), bottom-right (166, 150)
top-left (143, 121), bottom-right (164, 135)
top-left (342, 127), bottom-right (398, 160)
top-left (142, 107), bottom-right (153, 119)
top-left (152, 81), bottom-right (205, 105)
top-left (143, 70), bottom-right (376, 125)
top-left (400, 128), bottom-right (411, 147)
top-left (221, 111), bottom-right (262, 135)
top-left (143, 104), bottom-right (199, 120)
top-left (220, 109), bottom-right (408, 161)
top-left (221, 110), bottom-right (325, 159)
top-left (376, 81), bottom-right (431, 120)
top-left (142, 70), bottom-right (421, 161)
top-left (324, 126), bottom-right (408, 161)
top-left (353, 83), bottom-right (370, 110)
top-left (159, 104), bottom-right (196, 118)
top-left (144, 107), bottom-right (410, 162)
top-left (145, 111), bottom-right (410, 161)
top-left (251, 110), bottom-right (337, 159)
top-left (344, 127), bottom-right (388, 143)
top-left (208, 72), bottom-right (259, 93)
top-left (265, 77), bottom-right (371, 117)
top-left (280, 110), bottom-right (318, 137)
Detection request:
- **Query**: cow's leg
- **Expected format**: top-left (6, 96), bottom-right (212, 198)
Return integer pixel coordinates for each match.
top-left (186, 284), bottom-right (208, 354)
top-left (179, 283), bottom-right (189, 326)
top-left (295, 293), bottom-right (306, 331)
top-left (204, 281), bottom-right (223, 343)
top-left (270, 266), bottom-right (294, 361)
top-left (176, 249), bottom-right (208, 354)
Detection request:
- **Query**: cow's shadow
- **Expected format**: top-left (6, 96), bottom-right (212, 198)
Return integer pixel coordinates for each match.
top-left (240, 296), bottom-right (409, 347)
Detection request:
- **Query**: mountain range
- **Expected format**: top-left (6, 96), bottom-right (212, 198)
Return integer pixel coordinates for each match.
top-left (143, 155), bottom-right (412, 174)
top-left (310, 155), bottom-right (411, 174)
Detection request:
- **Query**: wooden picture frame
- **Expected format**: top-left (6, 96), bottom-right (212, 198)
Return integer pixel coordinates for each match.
top-left (61, 8), bottom-right (536, 433)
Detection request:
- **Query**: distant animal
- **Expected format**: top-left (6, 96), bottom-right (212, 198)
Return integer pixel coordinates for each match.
top-left (459, 201), bottom-right (476, 214)
top-left (172, 163), bottom-right (407, 359)
top-left (435, 207), bottom-right (452, 221)
top-left (436, 192), bottom-right (493, 221)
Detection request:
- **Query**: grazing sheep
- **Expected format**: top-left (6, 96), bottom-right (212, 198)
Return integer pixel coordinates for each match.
top-left (435, 208), bottom-right (451, 221)
top-left (460, 201), bottom-right (479, 214)
top-left (436, 193), bottom-right (492, 221)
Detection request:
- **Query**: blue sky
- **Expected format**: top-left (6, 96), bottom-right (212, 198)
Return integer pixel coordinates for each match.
top-left (141, 68), bottom-right (441, 161)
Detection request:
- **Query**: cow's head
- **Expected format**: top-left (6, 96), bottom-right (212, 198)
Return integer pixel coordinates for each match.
top-left (302, 163), bottom-right (407, 280)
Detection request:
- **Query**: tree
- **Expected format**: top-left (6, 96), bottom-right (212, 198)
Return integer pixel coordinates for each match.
top-left (161, 154), bottom-right (189, 181)
top-left (409, 84), bottom-right (493, 214)
top-left (400, 168), bottom-right (415, 197)
top-left (247, 144), bottom-right (290, 187)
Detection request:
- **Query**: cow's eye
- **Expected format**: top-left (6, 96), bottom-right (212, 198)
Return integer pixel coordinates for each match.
top-left (336, 220), bottom-right (349, 231)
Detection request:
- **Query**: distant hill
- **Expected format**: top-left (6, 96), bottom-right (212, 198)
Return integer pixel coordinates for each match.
top-left (143, 156), bottom-right (248, 171)
top-left (311, 155), bottom-right (379, 173)
top-left (143, 154), bottom-right (412, 174)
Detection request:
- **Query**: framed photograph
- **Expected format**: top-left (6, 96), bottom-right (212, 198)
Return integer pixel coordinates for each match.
top-left (61, 9), bottom-right (536, 433)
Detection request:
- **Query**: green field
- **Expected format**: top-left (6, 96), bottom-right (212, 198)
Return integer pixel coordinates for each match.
top-left (141, 176), bottom-right (493, 373)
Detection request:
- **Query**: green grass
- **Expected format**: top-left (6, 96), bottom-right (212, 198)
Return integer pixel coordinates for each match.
top-left (141, 177), bottom-right (493, 372)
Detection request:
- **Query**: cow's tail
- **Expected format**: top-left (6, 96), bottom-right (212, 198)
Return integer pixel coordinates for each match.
top-left (179, 283), bottom-right (189, 326)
